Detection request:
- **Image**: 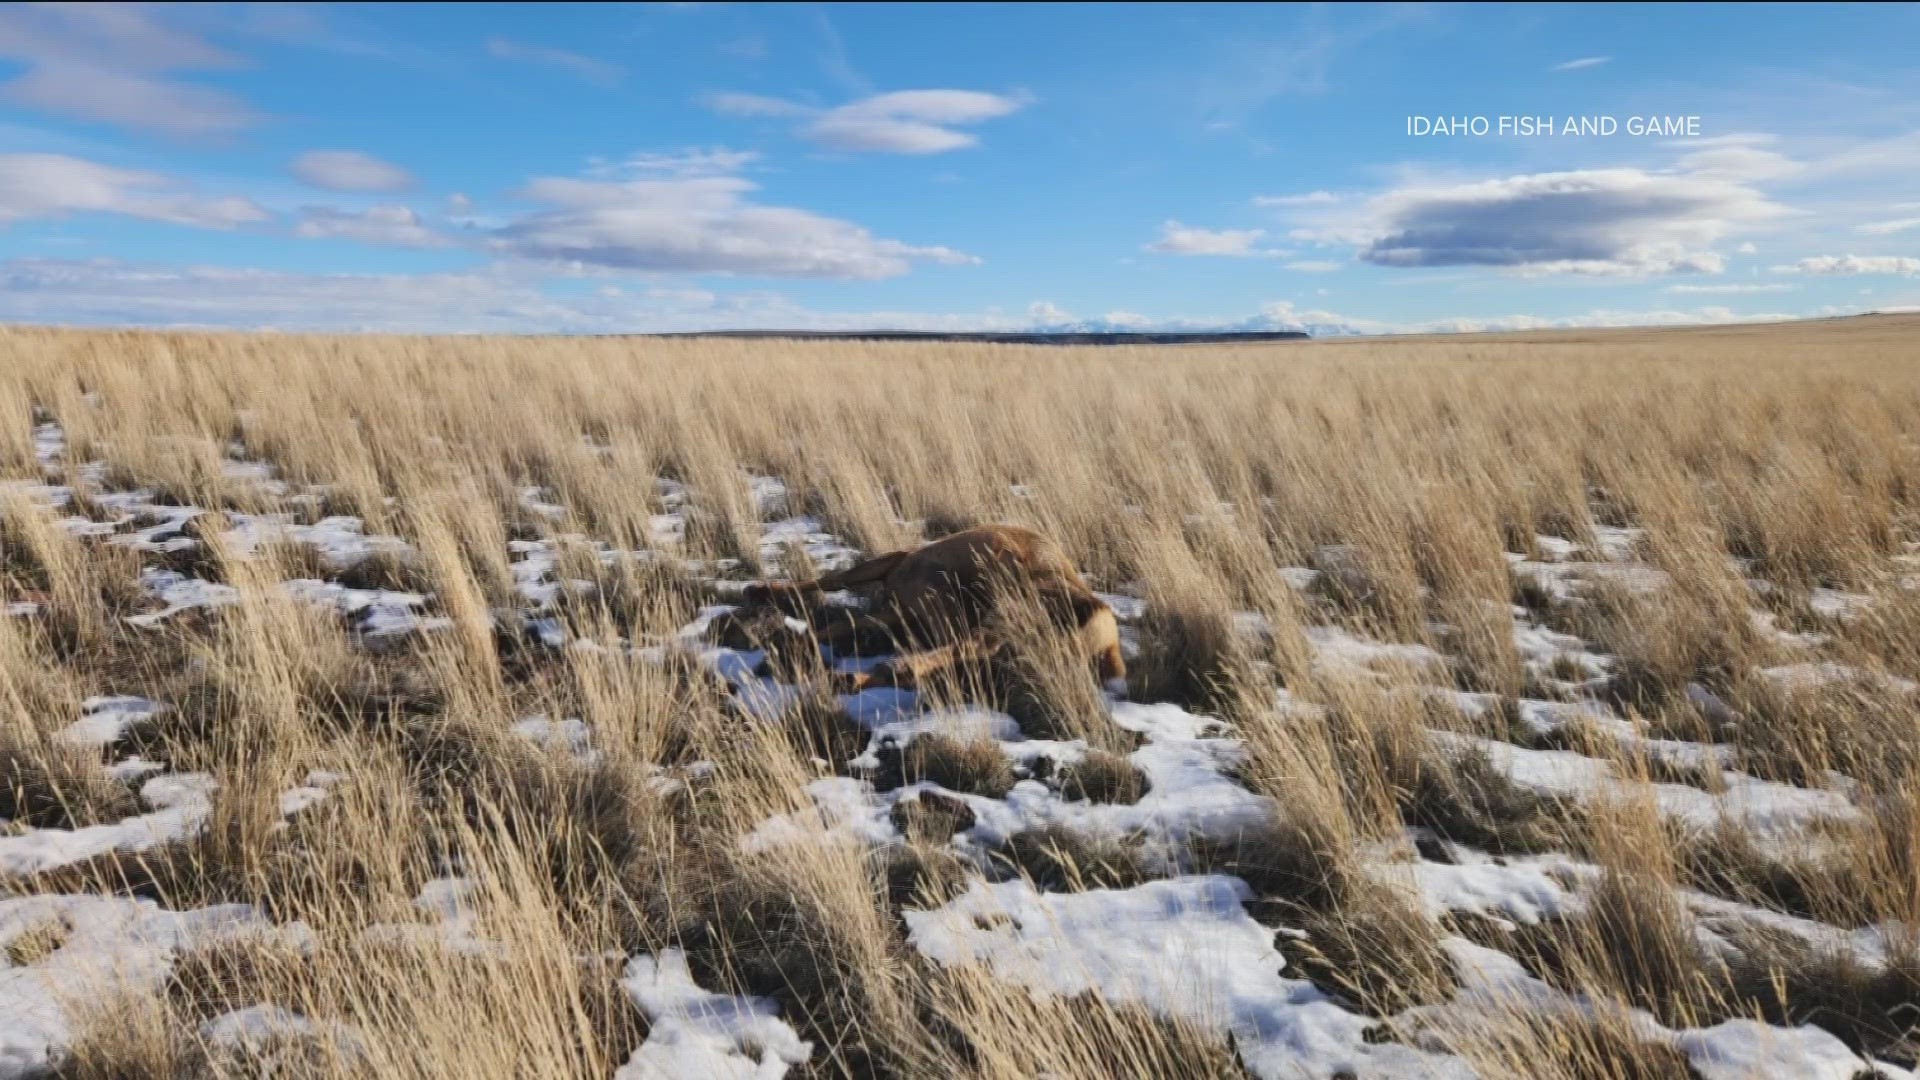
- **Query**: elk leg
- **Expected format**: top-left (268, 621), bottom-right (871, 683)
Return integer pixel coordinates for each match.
top-left (815, 549), bottom-right (910, 592)
top-left (740, 579), bottom-right (821, 617)
top-left (742, 550), bottom-right (907, 613)
top-left (812, 609), bottom-right (901, 657)
top-left (839, 628), bottom-right (1006, 693)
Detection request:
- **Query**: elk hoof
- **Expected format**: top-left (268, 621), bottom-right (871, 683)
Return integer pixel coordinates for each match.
top-left (830, 670), bottom-right (878, 695)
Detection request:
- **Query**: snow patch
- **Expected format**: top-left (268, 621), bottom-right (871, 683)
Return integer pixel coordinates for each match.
top-left (616, 948), bottom-right (811, 1080)
top-left (906, 876), bottom-right (1469, 1080)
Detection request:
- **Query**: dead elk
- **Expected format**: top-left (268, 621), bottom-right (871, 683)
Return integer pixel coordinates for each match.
top-left (739, 524), bottom-right (1127, 697)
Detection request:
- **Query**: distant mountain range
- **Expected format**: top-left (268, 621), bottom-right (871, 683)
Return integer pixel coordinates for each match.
top-left (661, 329), bottom-right (1311, 345)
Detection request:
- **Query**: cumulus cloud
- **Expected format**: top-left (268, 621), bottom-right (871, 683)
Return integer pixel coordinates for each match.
top-left (1146, 221), bottom-right (1282, 257)
top-left (0, 4), bottom-right (258, 137)
top-left (485, 37), bottom-right (621, 85)
top-left (1348, 168), bottom-right (1783, 275)
top-left (291, 151), bottom-right (413, 193)
top-left (0, 153), bottom-right (268, 229)
top-left (489, 174), bottom-right (977, 278)
top-left (294, 206), bottom-right (445, 248)
top-left (1552, 56), bottom-right (1610, 71)
top-left (1775, 255), bottom-right (1920, 276)
top-left (703, 89), bottom-right (1028, 153)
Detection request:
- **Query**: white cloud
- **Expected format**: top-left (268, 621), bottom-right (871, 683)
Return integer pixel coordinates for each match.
top-left (4, 65), bottom-right (258, 139)
top-left (644, 286), bottom-right (718, 308)
top-left (804, 90), bottom-right (1028, 153)
top-left (700, 91), bottom-right (812, 118)
top-left (0, 257), bottom-right (1823, 337)
top-left (1026, 298), bottom-right (1809, 338)
top-left (0, 258), bottom-right (1020, 334)
top-left (608, 147), bottom-right (760, 177)
top-left (0, 259), bottom-right (597, 333)
top-left (1819, 132), bottom-right (1920, 176)
top-left (1737, 242), bottom-right (1758, 254)
top-left (704, 89), bottom-right (1029, 154)
top-left (1775, 255), bottom-right (1920, 276)
top-left (490, 174), bottom-right (977, 278)
top-left (290, 151), bottom-right (413, 193)
top-left (1552, 56), bottom-right (1610, 71)
top-left (1257, 301), bottom-right (1799, 336)
top-left (1665, 283), bottom-right (1793, 294)
top-left (0, 153), bottom-right (268, 229)
top-left (294, 206), bottom-right (445, 248)
top-left (1673, 143), bottom-right (1802, 183)
top-left (1284, 260), bottom-right (1344, 273)
top-left (1348, 168), bottom-right (1784, 275)
top-left (0, 5), bottom-right (257, 137)
top-left (1253, 191), bottom-right (1339, 207)
top-left (486, 37), bottom-right (621, 85)
top-left (1858, 217), bottom-right (1920, 236)
top-left (1146, 221), bottom-right (1282, 257)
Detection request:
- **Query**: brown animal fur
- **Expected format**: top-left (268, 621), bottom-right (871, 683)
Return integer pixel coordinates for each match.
top-left (743, 525), bottom-right (1127, 696)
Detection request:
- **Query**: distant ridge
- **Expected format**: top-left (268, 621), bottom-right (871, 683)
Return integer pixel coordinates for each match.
top-left (658, 329), bottom-right (1311, 345)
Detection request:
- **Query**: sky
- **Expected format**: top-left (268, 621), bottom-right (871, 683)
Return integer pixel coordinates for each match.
top-left (2, 2), bottom-right (1919, 335)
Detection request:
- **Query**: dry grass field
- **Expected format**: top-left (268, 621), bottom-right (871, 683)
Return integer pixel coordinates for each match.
top-left (3, 315), bottom-right (1920, 1079)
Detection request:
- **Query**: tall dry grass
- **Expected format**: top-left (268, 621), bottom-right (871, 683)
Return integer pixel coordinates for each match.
top-left (3, 315), bottom-right (1920, 1078)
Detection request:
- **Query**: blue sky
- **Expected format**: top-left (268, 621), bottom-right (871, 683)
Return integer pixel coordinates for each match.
top-left (3, 2), bottom-right (1918, 334)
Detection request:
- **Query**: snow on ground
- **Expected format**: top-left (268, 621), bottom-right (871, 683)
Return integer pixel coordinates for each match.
top-left (279, 579), bottom-right (452, 638)
top-left (1390, 850), bottom-right (1585, 927)
top-left (7, 429), bottom-right (1915, 1079)
top-left (0, 774), bottom-right (213, 878)
top-left (1807, 588), bottom-right (1872, 620)
top-left (1431, 731), bottom-right (1861, 837)
top-left (58, 696), bottom-right (163, 750)
top-left (1508, 558), bottom-right (1672, 604)
top-left (4, 441), bottom-right (447, 641)
top-left (512, 716), bottom-right (598, 762)
top-left (906, 875), bottom-right (1473, 1080)
top-left (1759, 661), bottom-right (1920, 694)
top-left (124, 568), bottom-right (241, 627)
top-left (361, 878), bottom-right (501, 959)
top-left (1511, 698), bottom-right (1740, 773)
top-left (757, 515), bottom-right (860, 573)
top-left (199, 1004), bottom-right (368, 1071)
top-left (0, 893), bottom-right (305, 1079)
top-left (744, 694), bottom-right (1267, 868)
top-left (1303, 625), bottom-right (1448, 681)
top-left (1403, 939), bottom-right (1879, 1080)
top-left (983, 733), bottom-right (1269, 853)
top-left (616, 948), bottom-right (811, 1080)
